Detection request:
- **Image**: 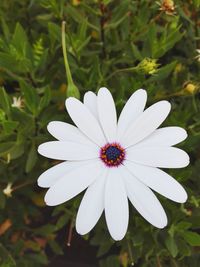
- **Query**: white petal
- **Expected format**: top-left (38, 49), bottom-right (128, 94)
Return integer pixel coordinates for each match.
top-left (97, 87), bottom-right (117, 142)
top-left (83, 91), bottom-right (98, 119)
top-left (38, 161), bottom-right (86, 188)
top-left (76, 169), bottom-right (107, 235)
top-left (122, 167), bottom-right (167, 228)
top-left (45, 159), bottom-right (103, 206)
top-left (38, 141), bottom-right (98, 161)
top-left (105, 168), bottom-right (129, 241)
top-left (126, 147), bottom-right (190, 168)
top-left (47, 121), bottom-right (93, 145)
top-left (66, 97), bottom-right (106, 146)
top-left (124, 161), bottom-right (187, 203)
top-left (117, 89), bottom-right (147, 139)
top-left (134, 127), bottom-right (187, 148)
top-left (121, 101), bottom-right (171, 148)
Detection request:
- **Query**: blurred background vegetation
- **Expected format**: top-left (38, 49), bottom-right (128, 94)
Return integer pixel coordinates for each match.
top-left (0, 0), bottom-right (200, 266)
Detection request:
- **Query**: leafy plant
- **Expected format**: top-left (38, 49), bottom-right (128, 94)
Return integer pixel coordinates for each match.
top-left (0, 0), bottom-right (199, 266)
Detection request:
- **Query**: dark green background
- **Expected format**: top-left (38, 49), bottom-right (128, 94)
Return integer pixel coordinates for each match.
top-left (0, 0), bottom-right (200, 266)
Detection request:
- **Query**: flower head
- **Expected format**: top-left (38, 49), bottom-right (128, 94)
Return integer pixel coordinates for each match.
top-left (3, 183), bottom-right (13, 197)
top-left (11, 97), bottom-right (23, 109)
top-left (137, 58), bottom-right (160, 75)
top-left (38, 88), bottom-right (189, 240)
top-left (195, 49), bottom-right (200, 62)
top-left (157, 0), bottom-right (176, 15)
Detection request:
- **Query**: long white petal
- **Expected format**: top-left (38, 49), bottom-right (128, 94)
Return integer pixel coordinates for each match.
top-left (44, 160), bottom-right (103, 206)
top-left (126, 147), bottom-right (189, 168)
top-left (122, 167), bottom-right (167, 228)
top-left (124, 161), bottom-right (187, 203)
top-left (83, 91), bottom-right (98, 119)
top-left (134, 127), bottom-right (187, 148)
top-left (121, 101), bottom-right (171, 148)
top-left (76, 169), bottom-right (107, 235)
top-left (66, 97), bottom-right (106, 146)
top-left (117, 89), bottom-right (147, 139)
top-left (105, 168), bottom-right (129, 241)
top-left (38, 141), bottom-right (98, 161)
top-left (38, 161), bottom-right (86, 188)
top-left (98, 87), bottom-right (117, 142)
top-left (47, 121), bottom-right (93, 145)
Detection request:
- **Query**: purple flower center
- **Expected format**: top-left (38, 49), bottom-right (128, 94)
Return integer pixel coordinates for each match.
top-left (100, 143), bottom-right (125, 167)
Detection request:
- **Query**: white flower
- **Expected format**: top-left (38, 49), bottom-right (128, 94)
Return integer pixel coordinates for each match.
top-left (11, 97), bottom-right (23, 109)
top-left (38, 88), bottom-right (189, 241)
top-left (3, 183), bottom-right (13, 197)
top-left (195, 49), bottom-right (200, 62)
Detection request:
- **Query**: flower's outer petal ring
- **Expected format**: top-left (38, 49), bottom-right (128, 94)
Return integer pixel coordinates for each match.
top-left (98, 87), bottom-right (117, 142)
top-left (122, 167), bottom-right (167, 228)
top-left (105, 168), bottom-right (129, 241)
top-left (83, 91), bottom-right (98, 119)
top-left (134, 127), bottom-right (187, 148)
top-left (38, 141), bottom-right (98, 161)
top-left (117, 89), bottom-right (147, 139)
top-left (44, 159), bottom-right (103, 206)
top-left (124, 161), bottom-right (187, 203)
top-left (126, 147), bottom-right (189, 168)
top-left (38, 161), bottom-right (86, 188)
top-left (47, 121), bottom-right (94, 145)
top-left (121, 101), bottom-right (171, 148)
top-left (66, 97), bottom-right (106, 146)
top-left (76, 168), bottom-right (107, 235)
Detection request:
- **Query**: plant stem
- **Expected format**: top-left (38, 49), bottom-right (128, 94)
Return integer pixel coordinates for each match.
top-left (66, 217), bottom-right (75, 247)
top-left (61, 21), bottom-right (73, 86)
top-left (156, 255), bottom-right (162, 267)
top-left (126, 237), bottom-right (134, 266)
top-left (12, 181), bottom-right (34, 191)
top-left (106, 67), bottom-right (137, 81)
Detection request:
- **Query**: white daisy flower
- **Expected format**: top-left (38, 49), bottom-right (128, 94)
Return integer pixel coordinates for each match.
top-left (38, 88), bottom-right (189, 241)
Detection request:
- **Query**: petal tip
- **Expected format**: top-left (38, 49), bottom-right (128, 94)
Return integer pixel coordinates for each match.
top-left (137, 88), bottom-right (147, 94)
top-left (65, 97), bottom-right (76, 108)
top-left (37, 144), bottom-right (44, 156)
top-left (157, 219), bottom-right (168, 229)
top-left (179, 190), bottom-right (188, 203)
top-left (98, 87), bottom-right (109, 95)
top-left (44, 195), bottom-right (56, 206)
top-left (75, 224), bottom-right (88, 236)
top-left (37, 178), bottom-right (43, 187)
top-left (47, 122), bottom-right (53, 133)
top-left (110, 232), bottom-right (125, 241)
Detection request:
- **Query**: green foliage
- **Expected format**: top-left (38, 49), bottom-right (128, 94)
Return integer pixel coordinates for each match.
top-left (0, 0), bottom-right (199, 266)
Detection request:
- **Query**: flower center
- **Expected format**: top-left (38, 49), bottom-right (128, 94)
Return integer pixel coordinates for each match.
top-left (100, 143), bottom-right (125, 167)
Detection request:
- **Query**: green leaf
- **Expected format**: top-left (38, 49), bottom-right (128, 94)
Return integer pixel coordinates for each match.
top-left (176, 221), bottom-right (192, 231)
top-left (25, 142), bottom-right (38, 173)
top-left (2, 121), bottom-right (18, 134)
top-left (165, 236), bottom-right (178, 258)
top-left (66, 5), bottom-right (99, 31)
top-left (12, 23), bottom-right (29, 54)
top-left (0, 243), bottom-right (16, 266)
top-left (97, 241), bottom-right (113, 257)
top-left (48, 22), bottom-right (61, 44)
top-left (20, 81), bottom-right (39, 115)
top-left (182, 231), bottom-right (200, 246)
top-left (148, 61), bottom-right (177, 82)
top-left (9, 143), bottom-right (25, 160)
top-left (0, 142), bottom-right (15, 156)
top-left (38, 87), bottom-right (51, 113)
top-left (0, 87), bottom-right (10, 115)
